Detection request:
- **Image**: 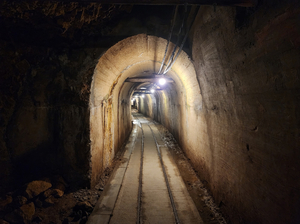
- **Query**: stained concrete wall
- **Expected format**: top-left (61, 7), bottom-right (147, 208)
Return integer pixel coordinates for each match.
top-left (137, 2), bottom-right (300, 223)
top-left (190, 2), bottom-right (300, 223)
top-left (138, 84), bottom-right (183, 142)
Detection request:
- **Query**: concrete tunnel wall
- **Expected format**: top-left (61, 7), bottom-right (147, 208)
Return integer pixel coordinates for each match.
top-left (137, 3), bottom-right (300, 224)
top-left (137, 83), bottom-right (183, 142)
top-left (190, 5), bottom-right (300, 224)
top-left (89, 34), bottom-right (202, 188)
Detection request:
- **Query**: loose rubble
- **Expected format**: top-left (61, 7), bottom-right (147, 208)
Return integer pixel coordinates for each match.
top-left (0, 162), bottom-right (118, 224)
top-left (24, 181), bottom-right (52, 200)
top-left (154, 120), bottom-right (228, 224)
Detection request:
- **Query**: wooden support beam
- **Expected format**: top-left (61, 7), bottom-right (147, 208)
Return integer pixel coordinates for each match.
top-left (45, 0), bottom-right (257, 7)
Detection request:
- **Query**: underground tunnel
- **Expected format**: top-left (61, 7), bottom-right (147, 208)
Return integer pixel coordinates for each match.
top-left (0, 1), bottom-right (300, 224)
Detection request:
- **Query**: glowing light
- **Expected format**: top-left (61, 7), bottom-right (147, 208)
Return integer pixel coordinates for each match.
top-left (159, 78), bottom-right (166, 85)
top-left (142, 94), bottom-right (145, 98)
top-left (150, 89), bottom-right (155, 93)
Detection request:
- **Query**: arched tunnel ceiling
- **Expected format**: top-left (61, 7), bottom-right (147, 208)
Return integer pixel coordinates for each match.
top-left (90, 34), bottom-right (202, 110)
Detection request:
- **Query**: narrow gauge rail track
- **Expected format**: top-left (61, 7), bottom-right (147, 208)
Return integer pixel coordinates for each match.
top-left (134, 113), bottom-right (180, 224)
top-left (136, 115), bottom-right (144, 224)
top-left (88, 112), bottom-right (202, 224)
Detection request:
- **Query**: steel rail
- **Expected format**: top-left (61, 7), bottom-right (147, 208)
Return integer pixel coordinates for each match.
top-left (147, 124), bottom-right (180, 224)
top-left (137, 120), bottom-right (144, 224)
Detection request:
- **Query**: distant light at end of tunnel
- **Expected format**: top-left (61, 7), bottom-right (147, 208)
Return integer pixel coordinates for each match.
top-left (150, 89), bottom-right (155, 93)
top-left (159, 78), bottom-right (166, 85)
top-left (142, 94), bottom-right (145, 98)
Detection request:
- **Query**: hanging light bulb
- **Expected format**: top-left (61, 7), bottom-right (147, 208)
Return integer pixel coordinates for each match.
top-left (159, 77), bottom-right (166, 85)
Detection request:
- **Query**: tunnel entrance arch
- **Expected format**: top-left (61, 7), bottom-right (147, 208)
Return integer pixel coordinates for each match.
top-left (89, 34), bottom-right (202, 187)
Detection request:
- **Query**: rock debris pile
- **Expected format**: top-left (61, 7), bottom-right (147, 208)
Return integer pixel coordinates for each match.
top-left (0, 175), bottom-right (105, 224)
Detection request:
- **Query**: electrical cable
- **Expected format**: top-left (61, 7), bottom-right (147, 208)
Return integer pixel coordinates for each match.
top-left (158, 5), bottom-right (178, 75)
top-left (164, 4), bottom-right (188, 72)
top-left (163, 6), bottom-right (200, 75)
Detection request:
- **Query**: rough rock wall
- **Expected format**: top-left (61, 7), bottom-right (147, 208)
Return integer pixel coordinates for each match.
top-left (191, 2), bottom-right (300, 223)
top-left (0, 41), bottom-right (104, 193)
top-left (0, 0), bottom-right (131, 195)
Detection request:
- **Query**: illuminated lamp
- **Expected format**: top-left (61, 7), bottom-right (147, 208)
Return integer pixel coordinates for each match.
top-left (158, 78), bottom-right (166, 85)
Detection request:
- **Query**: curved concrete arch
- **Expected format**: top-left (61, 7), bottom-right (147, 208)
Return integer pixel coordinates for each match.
top-left (89, 34), bottom-right (202, 186)
top-left (91, 34), bottom-right (201, 108)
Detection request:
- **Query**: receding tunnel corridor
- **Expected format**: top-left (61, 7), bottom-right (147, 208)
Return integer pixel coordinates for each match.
top-left (0, 1), bottom-right (300, 224)
top-left (88, 112), bottom-right (204, 224)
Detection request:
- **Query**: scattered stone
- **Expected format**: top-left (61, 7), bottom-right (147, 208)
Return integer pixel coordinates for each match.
top-left (53, 188), bottom-right (64, 198)
top-left (82, 210), bottom-right (89, 218)
top-left (54, 183), bottom-right (66, 193)
top-left (43, 189), bottom-right (53, 198)
top-left (99, 188), bottom-right (104, 191)
top-left (43, 188), bottom-right (64, 199)
top-left (74, 201), bottom-right (93, 213)
top-left (13, 196), bottom-right (27, 207)
top-left (24, 181), bottom-right (52, 199)
top-left (0, 219), bottom-right (9, 224)
top-left (0, 195), bottom-right (12, 211)
top-left (43, 196), bottom-right (55, 207)
top-left (20, 202), bottom-right (35, 223)
top-left (72, 210), bottom-right (82, 222)
top-left (34, 198), bottom-right (43, 208)
top-left (4, 209), bottom-right (23, 224)
top-left (79, 216), bottom-right (87, 224)
top-left (32, 215), bottom-right (42, 223)
top-left (4, 203), bottom-right (35, 224)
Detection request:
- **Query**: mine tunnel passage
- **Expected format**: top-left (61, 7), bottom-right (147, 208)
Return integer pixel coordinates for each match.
top-left (88, 111), bottom-right (204, 224)
top-left (0, 2), bottom-right (298, 224)
top-left (89, 34), bottom-right (203, 189)
top-left (88, 33), bottom-right (205, 223)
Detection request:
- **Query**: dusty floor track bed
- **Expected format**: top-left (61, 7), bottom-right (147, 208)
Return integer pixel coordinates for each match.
top-left (87, 112), bottom-right (226, 224)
